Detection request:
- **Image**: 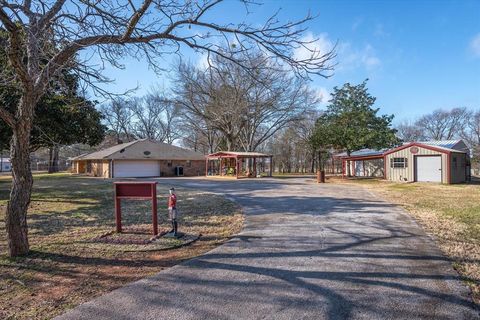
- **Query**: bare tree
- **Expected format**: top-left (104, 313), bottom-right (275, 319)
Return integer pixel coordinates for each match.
top-left (415, 108), bottom-right (470, 140)
top-left (181, 113), bottom-right (221, 154)
top-left (462, 110), bottom-right (480, 172)
top-left (395, 120), bottom-right (425, 142)
top-left (100, 98), bottom-right (135, 144)
top-left (176, 51), bottom-right (319, 152)
top-left (151, 94), bottom-right (182, 144)
top-left (102, 93), bottom-right (181, 144)
top-left (0, 0), bottom-right (334, 256)
top-left (175, 61), bottom-right (246, 150)
top-left (264, 112), bottom-right (319, 174)
top-left (463, 110), bottom-right (480, 146)
top-left (130, 96), bottom-right (165, 141)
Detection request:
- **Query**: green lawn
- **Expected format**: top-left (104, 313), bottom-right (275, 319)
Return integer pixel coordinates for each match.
top-left (0, 173), bottom-right (242, 319)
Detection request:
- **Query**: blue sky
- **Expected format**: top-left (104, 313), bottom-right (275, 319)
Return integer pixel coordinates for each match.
top-left (88, 0), bottom-right (480, 124)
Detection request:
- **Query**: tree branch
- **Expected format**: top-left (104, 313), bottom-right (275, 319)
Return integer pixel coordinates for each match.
top-left (0, 106), bottom-right (16, 127)
top-left (0, 7), bottom-right (30, 86)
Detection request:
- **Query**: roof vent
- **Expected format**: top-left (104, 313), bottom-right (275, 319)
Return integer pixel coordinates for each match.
top-left (144, 151), bottom-right (151, 156)
top-left (119, 149), bottom-right (125, 153)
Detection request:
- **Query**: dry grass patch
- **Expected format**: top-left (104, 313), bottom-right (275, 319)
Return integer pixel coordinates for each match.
top-left (0, 173), bottom-right (243, 319)
top-left (328, 176), bottom-right (480, 304)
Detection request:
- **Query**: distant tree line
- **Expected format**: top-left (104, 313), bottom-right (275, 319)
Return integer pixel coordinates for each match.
top-left (100, 92), bottom-right (181, 145)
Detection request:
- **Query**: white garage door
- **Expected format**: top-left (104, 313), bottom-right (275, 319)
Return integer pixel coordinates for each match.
top-left (114, 160), bottom-right (160, 178)
top-left (416, 156), bottom-right (442, 182)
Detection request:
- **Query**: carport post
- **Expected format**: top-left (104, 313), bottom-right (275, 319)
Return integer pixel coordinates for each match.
top-left (152, 184), bottom-right (158, 235)
top-left (269, 156), bottom-right (273, 177)
top-left (236, 157), bottom-right (240, 179)
top-left (115, 197), bottom-right (122, 233)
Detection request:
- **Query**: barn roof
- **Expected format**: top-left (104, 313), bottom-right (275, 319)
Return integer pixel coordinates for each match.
top-left (336, 139), bottom-right (468, 159)
top-left (75, 139), bottom-right (205, 161)
top-left (419, 140), bottom-right (463, 149)
top-left (384, 141), bottom-right (467, 156)
top-left (335, 148), bottom-right (386, 158)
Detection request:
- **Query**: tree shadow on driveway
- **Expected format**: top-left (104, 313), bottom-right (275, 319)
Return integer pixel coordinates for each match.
top-left (55, 177), bottom-right (480, 320)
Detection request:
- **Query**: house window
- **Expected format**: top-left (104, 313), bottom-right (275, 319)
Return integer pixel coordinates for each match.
top-left (186, 160), bottom-right (192, 167)
top-left (390, 157), bottom-right (407, 168)
top-left (167, 160), bottom-right (172, 167)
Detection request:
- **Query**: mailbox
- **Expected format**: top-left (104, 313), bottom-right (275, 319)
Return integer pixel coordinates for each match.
top-left (114, 181), bottom-right (158, 235)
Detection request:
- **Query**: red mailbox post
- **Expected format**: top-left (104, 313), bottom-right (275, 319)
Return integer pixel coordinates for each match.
top-left (114, 181), bottom-right (158, 235)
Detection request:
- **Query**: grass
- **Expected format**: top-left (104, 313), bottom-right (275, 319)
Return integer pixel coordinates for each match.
top-left (0, 173), bottom-right (243, 319)
top-left (272, 172), bottom-right (316, 179)
top-left (329, 176), bottom-right (480, 304)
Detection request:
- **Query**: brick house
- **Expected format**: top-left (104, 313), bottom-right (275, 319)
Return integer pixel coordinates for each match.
top-left (71, 139), bottom-right (205, 178)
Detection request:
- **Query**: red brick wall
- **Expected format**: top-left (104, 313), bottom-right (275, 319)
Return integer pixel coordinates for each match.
top-left (159, 160), bottom-right (205, 177)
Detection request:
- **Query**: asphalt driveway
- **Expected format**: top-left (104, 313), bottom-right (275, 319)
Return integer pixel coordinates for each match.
top-left (57, 177), bottom-right (478, 320)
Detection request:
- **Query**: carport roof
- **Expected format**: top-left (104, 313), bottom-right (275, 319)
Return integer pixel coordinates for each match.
top-left (207, 151), bottom-right (272, 158)
top-left (335, 148), bottom-right (386, 159)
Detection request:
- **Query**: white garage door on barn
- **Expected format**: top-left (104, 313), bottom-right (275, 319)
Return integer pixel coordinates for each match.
top-left (415, 156), bottom-right (442, 182)
top-left (114, 160), bottom-right (160, 178)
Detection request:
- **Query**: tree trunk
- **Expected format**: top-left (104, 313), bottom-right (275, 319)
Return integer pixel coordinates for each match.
top-left (5, 92), bottom-right (36, 257)
top-left (48, 146), bottom-right (59, 173)
top-left (310, 155), bottom-right (315, 173)
top-left (6, 121), bottom-right (33, 256)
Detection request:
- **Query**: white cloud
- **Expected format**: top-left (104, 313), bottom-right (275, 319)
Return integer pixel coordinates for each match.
top-left (196, 52), bottom-right (214, 70)
top-left (337, 43), bottom-right (381, 71)
top-left (351, 18), bottom-right (364, 32)
top-left (294, 32), bottom-right (334, 62)
top-left (315, 87), bottom-right (331, 105)
top-left (362, 45), bottom-right (381, 68)
top-left (469, 33), bottom-right (480, 58)
top-left (373, 23), bottom-right (389, 38)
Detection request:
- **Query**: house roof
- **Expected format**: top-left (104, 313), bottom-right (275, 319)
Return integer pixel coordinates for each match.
top-left (79, 140), bottom-right (140, 160)
top-left (207, 151), bottom-right (272, 158)
top-left (75, 139), bottom-right (206, 161)
top-left (68, 153), bottom-right (91, 161)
